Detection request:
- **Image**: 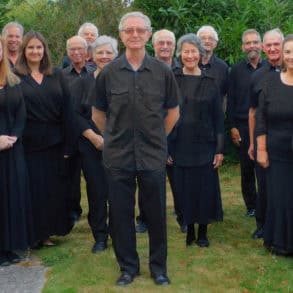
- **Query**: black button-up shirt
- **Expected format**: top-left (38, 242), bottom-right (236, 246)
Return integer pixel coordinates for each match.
top-left (199, 54), bottom-right (229, 100)
top-left (227, 59), bottom-right (265, 128)
top-left (250, 61), bottom-right (281, 109)
top-left (95, 53), bottom-right (179, 171)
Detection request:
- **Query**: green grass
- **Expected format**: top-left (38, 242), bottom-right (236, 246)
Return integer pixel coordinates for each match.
top-left (35, 164), bottom-right (293, 293)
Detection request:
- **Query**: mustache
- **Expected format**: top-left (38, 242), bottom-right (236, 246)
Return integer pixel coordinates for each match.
top-left (160, 48), bottom-right (171, 52)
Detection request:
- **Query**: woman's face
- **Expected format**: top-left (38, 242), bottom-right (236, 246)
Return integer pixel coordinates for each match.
top-left (25, 38), bottom-right (44, 65)
top-left (181, 42), bottom-right (200, 71)
top-left (94, 44), bottom-right (115, 69)
top-left (283, 40), bottom-right (293, 71)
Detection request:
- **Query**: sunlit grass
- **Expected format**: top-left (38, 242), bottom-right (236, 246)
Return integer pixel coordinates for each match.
top-left (35, 163), bottom-right (293, 293)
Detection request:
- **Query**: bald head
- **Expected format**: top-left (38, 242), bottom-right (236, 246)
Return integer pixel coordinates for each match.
top-left (66, 36), bottom-right (88, 67)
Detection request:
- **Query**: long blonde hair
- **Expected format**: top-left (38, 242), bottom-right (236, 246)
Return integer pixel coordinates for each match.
top-left (0, 37), bottom-right (20, 87)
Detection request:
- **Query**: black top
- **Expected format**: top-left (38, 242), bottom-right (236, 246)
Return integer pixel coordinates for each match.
top-left (227, 59), bottom-right (264, 128)
top-left (255, 72), bottom-right (293, 162)
top-left (95, 53), bottom-right (180, 171)
top-left (61, 56), bottom-right (97, 70)
top-left (172, 69), bottom-right (224, 167)
top-left (18, 69), bottom-right (74, 154)
top-left (0, 84), bottom-right (25, 138)
top-left (250, 61), bottom-right (281, 108)
top-left (199, 54), bottom-right (229, 100)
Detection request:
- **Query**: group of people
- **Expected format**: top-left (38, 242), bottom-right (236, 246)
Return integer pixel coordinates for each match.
top-left (0, 10), bottom-right (292, 287)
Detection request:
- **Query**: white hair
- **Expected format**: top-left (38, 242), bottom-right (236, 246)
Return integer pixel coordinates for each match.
top-left (93, 35), bottom-right (118, 57)
top-left (78, 22), bottom-right (99, 38)
top-left (197, 25), bottom-right (218, 42)
top-left (118, 11), bottom-right (152, 32)
top-left (152, 29), bottom-right (175, 45)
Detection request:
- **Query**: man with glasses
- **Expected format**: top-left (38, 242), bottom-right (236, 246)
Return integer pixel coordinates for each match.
top-left (197, 25), bottom-right (229, 103)
top-left (227, 29), bottom-right (264, 219)
top-left (93, 11), bottom-right (180, 286)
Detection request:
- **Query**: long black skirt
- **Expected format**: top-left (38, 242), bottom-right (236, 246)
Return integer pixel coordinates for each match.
top-left (0, 142), bottom-right (35, 251)
top-left (264, 159), bottom-right (293, 253)
top-left (25, 143), bottom-right (73, 241)
top-left (174, 164), bottom-right (223, 225)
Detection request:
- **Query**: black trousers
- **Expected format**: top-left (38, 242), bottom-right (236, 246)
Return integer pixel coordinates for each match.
top-left (67, 153), bottom-right (82, 217)
top-left (137, 165), bottom-right (185, 227)
top-left (106, 167), bottom-right (167, 276)
top-left (79, 137), bottom-right (108, 242)
top-left (237, 122), bottom-right (257, 210)
top-left (255, 162), bottom-right (267, 227)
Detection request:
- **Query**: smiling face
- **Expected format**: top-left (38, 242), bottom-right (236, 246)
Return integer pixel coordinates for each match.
top-left (25, 37), bottom-right (44, 66)
top-left (198, 30), bottom-right (217, 54)
top-left (94, 43), bottom-right (115, 69)
top-left (181, 42), bottom-right (201, 71)
top-left (263, 32), bottom-right (282, 65)
top-left (153, 32), bottom-right (175, 64)
top-left (81, 27), bottom-right (97, 45)
top-left (242, 33), bottom-right (262, 60)
top-left (5, 25), bottom-right (22, 54)
top-left (283, 40), bottom-right (293, 71)
top-left (119, 16), bottom-right (152, 51)
top-left (67, 37), bottom-right (87, 66)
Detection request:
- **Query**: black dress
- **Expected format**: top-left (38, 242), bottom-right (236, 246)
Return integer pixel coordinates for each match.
top-left (18, 69), bottom-right (74, 241)
top-left (255, 72), bottom-right (293, 254)
top-left (172, 69), bottom-right (224, 225)
top-left (0, 84), bottom-right (35, 251)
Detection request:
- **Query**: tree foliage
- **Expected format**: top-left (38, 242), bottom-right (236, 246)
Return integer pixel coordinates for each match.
top-left (132, 0), bottom-right (293, 64)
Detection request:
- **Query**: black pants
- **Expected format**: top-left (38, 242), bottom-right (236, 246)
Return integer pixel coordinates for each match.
top-left (67, 153), bottom-right (82, 217)
top-left (79, 137), bottom-right (108, 242)
top-left (255, 163), bottom-right (267, 227)
top-left (237, 122), bottom-right (257, 210)
top-left (106, 168), bottom-right (167, 276)
top-left (137, 165), bottom-right (185, 227)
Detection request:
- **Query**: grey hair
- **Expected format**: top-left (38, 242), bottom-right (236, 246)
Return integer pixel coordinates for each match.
top-left (92, 35), bottom-right (118, 57)
top-left (66, 35), bottom-right (88, 50)
top-left (152, 29), bottom-right (175, 45)
top-left (2, 21), bottom-right (24, 37)
top-left (176, 33), bottom-right (205, 59)
top-left (78, 22), bottom-right (99, 38)
top-left (263, 28), bottom-right (284, 43)
top-left (197, 25), bottom-right (218, 42)
top-left (118, 11), bottom-right (152, 32)
top-left (242, 29), bottom-right (261, 43)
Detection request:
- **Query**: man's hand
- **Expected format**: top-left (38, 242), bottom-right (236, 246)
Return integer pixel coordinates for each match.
top-left (231, 127), bottom-right (241, 147)
top-left (257, 150), bottom-right (269, 168)
top-left (213, 154), bottom-right (224, 169)
top-left (166, 155), bottom-right (173, 166)
top-left (91, 134), bottom-right (104, 151)
top-left (0, 135), bottom-right (17, 151)
top-left (248, 143), bottom-right (254, 160)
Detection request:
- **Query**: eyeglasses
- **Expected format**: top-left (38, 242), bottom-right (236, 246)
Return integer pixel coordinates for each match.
top-left (244, 41), bottom-right (260, 45)
top-left (121, 27), bottom-right (149, 35)
top-left (157, 41), bottom-right (174, 46)
top-left (68, 47), bottom-right (86, 52)
top-left (200, 36), bottom-right (216, 42)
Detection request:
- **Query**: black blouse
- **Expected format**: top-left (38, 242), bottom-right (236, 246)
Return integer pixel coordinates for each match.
top-left (256, 72), bottom-right (293, 162)
top-left (172, 69), bottom-right (224, 167)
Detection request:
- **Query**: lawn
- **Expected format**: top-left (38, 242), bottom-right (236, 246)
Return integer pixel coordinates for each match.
top-left (35, 164), bottom-right (293, 293)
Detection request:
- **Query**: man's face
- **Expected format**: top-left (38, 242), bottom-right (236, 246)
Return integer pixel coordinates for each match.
top-left (263, 33), bottom-right (282, 64)
top-left (242, 33), bottom-right (262, 60)
top-left (119, 17), bottom-right (152, 51)
top-left (198, 30), bottom-right (217, 54)
top-left (81, 27), bottom-right (97, 45)
top-left (5, 26), bottom-right (22, 54)
top-left (153, 33), bottom-right (175, 63)
top-left (67, 38), bottom-right (87, 65)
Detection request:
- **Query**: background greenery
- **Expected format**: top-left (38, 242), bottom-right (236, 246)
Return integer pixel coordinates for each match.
top-left (1, 0), bottom-right (292, 65)
top-left (30, 164), bottom-right (293, 292)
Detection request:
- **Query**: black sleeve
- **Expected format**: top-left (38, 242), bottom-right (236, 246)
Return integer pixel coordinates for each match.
top-left (255, 89), bottom-right (268, 137)
top-left (95, 70), bottom-right (108, 112)
top-left (165, 69), bottom-right (180, 109)
top-left (11, 85), bottom-right (26, 138)
top-left (226, 65), bottom-right (237, 128)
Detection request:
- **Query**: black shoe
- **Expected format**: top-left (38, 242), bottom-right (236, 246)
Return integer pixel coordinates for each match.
top-left (0, 253), bottom-right (10, 267)
top-left (196, 238), bottom-right (210, 247)
top-left (186, 224), bottom-right (195, 246)
top-left (251, 226), bottom-right (264, 239)
top-left (116, 272), bottom-right (138, 286)
top-left (6, 251), bottom-right (21, 264)
top-left (180, 224), bottom-right (187, 233)
top-left (135, 221), bottom-right (147, 233)
top-left (151, 274), bottom-right (170, 285)
top-left (245, 209), bottom-right (256, 217)
top-left (91, 241), bottom-right (107, 254)
top-left (271, 247), bottom-right (291, 257)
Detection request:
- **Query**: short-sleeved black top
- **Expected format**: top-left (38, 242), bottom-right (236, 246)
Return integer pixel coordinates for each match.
top-left (95, 53), bottom-right (179, 171)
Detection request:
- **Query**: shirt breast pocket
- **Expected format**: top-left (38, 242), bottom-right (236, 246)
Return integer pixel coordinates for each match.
top-left (143, 89), bottom-right (164, 112)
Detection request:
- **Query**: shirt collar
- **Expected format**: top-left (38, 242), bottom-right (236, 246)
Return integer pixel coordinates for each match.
top-left (119, 53), bottom-right (152, 71)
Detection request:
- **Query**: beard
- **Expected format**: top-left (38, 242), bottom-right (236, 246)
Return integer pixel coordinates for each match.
top-left (247, 48), bottom-right (261, 60)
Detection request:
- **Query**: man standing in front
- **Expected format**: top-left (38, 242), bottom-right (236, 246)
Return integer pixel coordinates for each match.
top-left (227, 29), bottom-right (264, 218)
top-left (94, 12), bottom-right (180, 286)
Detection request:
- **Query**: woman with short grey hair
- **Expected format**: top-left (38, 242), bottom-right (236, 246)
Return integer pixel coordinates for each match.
top-left (170, 33), bottom-right (224, 248)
